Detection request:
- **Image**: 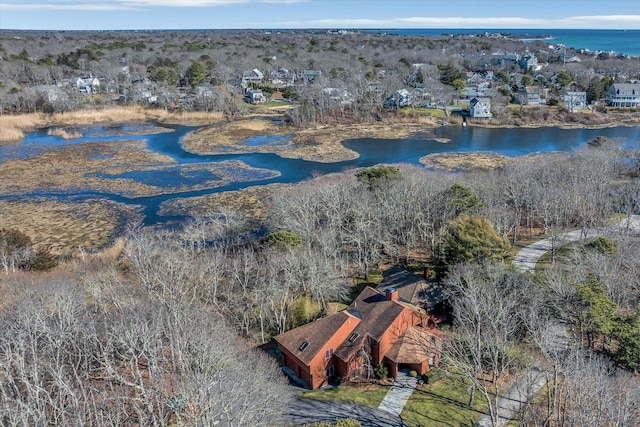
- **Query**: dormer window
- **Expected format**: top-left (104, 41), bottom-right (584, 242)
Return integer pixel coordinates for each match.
top-left (299, 341), bottom-right (309, 352)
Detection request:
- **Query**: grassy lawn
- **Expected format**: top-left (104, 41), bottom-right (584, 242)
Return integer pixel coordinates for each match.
top-left (399, 107), bottom-right (447, 118)
top-left (401, 376), bottom-right (487, 427)
top-left (301, 385), bottom-right (389, 408)
top-left (534, 241), bottom-right (580, 272)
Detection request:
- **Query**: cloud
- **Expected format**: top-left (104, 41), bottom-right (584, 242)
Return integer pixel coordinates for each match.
top-left (278, 15), bottom-right (640, 29)
top-left (0, 0), bottom-right (308, 11)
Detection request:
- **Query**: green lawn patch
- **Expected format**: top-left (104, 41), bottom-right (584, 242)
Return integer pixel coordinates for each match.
top-left (399, 107), bottom-right (447, 118)
top-left (301, 385), bottom-right (389, 408)
top-left (401, 376), bottom-right (487, 427)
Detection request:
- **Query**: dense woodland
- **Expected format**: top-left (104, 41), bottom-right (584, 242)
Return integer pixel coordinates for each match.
top-left (0, 29), bottom-right (638, 122)
top-left (2, 140), bottom-right (640, 425)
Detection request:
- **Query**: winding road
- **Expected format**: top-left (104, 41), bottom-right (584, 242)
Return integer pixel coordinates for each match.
top-left (477, 214), bottom-right (640, 427)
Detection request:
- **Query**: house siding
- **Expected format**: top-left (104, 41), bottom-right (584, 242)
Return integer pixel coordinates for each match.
top-left (608, 84), bottom-right (640, 107)
top-left (278, 315), bottom-right (358, 389)
top-left (376, 309), bottom-right (427, 368)
top-left (306, 319), bottom-right (359, 389)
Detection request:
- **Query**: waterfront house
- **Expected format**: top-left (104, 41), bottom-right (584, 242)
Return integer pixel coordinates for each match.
top-left (383, 89), bottom-right (411, 109)
top-left (244, 89), bottom-right (267, 104)
top-left (607, 83), bottom-right (640, 107)
top-left (469, 97), bottom-right (493, 118)
top-left (519, 86), bottom-right (544, 105)
top-left (561, 91), bottom-right (587, 112)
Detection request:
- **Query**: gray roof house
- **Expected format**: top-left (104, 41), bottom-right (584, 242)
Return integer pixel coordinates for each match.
top-left (561, 91), bottom-right (587, 112)
top-left (303, 70), bottom-right (322, 84)
top-left (607, 83), bottom-right (640, 107)
top-left (519, 86), bottom-right (544, 105)
top-left (242, 69), bottom-right (264, 86)
top-left (383, 89), bottom-right (411, 109)
top-left (244, 89), bottom-right (267, 104)
top-left (469, 97), bottom-right (492, 118)
top-left (518, 54), bottom-right (539, 71)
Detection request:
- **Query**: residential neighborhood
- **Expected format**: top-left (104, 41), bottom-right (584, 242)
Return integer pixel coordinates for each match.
top-left (1, 29), bottom-right (638, 123)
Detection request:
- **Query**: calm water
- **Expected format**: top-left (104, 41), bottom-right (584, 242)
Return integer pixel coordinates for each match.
top-left (364, 29), bottom-right (640, 56)
top-left (2, 123), bottom-right (639, 225)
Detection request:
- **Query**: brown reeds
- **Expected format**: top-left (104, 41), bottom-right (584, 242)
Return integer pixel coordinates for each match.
top-left (0, 107), bottom-right (227, 144)
top-left (47, 128), bottom-right (83, 140)
top-left (0, 113), bottom-right (46, 144)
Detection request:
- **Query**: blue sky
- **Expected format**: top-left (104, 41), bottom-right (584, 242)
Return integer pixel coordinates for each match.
top-left (1, 0), bottom-right (639, 31)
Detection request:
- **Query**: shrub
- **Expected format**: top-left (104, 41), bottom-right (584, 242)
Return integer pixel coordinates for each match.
top-left (374, 363), bottom-right (388, 380)
top-left (422, 368), bottom-right (446, 384)
top-left (264, 230), bottom-right (302, 250)
top-left (586, 236), bottom-right (617, 254)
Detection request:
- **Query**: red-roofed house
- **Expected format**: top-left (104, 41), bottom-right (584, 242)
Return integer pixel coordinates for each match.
top-left (274, 283), bottom-right (443, 389)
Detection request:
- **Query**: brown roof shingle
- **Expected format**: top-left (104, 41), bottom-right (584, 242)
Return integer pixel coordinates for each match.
top-left (274, 311), bottom-right (359, 365)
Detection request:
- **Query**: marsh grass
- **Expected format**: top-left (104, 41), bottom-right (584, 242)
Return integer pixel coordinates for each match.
top-left (0, 107), bottom-right (226, 144)
top-left (183, 120), bottom-right (436, 162)
top-left (420, 152), bottom-right (510, 170)
top-left (0, 199), bottom-right (141, 256)
top-left (47, 128), bottom-right (83, 139)
top-left (158, 183), bottom-right (288, 220)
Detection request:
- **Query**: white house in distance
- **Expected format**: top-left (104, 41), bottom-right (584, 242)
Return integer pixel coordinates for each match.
top-left (607, 83), bottom-right (640, 107)
top-left (71, 76), bottom-right (100, 94)
top-left (242, 69), bottom-right (264, 86)
top-left (244, 89), bottom-right (267, 104)
top-left (469, 97), bottom-right (492, 118)
top-left (561, 91), bottom-right (587, 112)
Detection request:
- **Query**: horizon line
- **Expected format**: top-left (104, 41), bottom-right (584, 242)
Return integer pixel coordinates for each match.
top-left (3, 26), bottom-right (640, 31)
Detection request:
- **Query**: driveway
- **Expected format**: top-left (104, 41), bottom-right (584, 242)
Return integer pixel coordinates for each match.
top-left (480, 215), bottom-right (640, 426)
top-left (279, 397), bottom-right (409, 427)
top-left (512, 215), bottom-right (640, 272)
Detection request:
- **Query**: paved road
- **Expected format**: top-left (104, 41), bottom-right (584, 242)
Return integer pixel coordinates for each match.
top-left (378, 370), bottom-right (418, 416)
top-left (478, 215), bottom-right (640, 426)
top-left (512, 215), bottom-right (640, 272)
top-left (279, 397), bottom-right (409, 427)
top-left (476, 369), bottom-right (548, 427)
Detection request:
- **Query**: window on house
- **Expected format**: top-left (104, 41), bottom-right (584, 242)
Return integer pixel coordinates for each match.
top-left (299, 341), bottom-right (309, 352)
top-left (348, 333), bottom-right (359, 343)
top-left (326, 366), bottom-right (334, 377)
top-left (325, 348), bottom-right (333, 359)
top-left (428, 357), bottom-right (435, 367)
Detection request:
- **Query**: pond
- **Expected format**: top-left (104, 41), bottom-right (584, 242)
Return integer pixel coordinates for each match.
top-left (2, 122), bottom-right (639, 226)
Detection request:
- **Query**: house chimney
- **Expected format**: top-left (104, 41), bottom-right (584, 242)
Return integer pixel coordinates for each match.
top-left (385, 287), bottom-right (398, 302)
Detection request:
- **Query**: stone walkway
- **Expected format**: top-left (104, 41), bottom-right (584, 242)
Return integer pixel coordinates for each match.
top-left (377, 370), bottom-right (418, 416)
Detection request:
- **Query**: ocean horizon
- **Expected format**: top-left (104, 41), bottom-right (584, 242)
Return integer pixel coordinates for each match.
top-left (362, 28), bottom-right (640, 56)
